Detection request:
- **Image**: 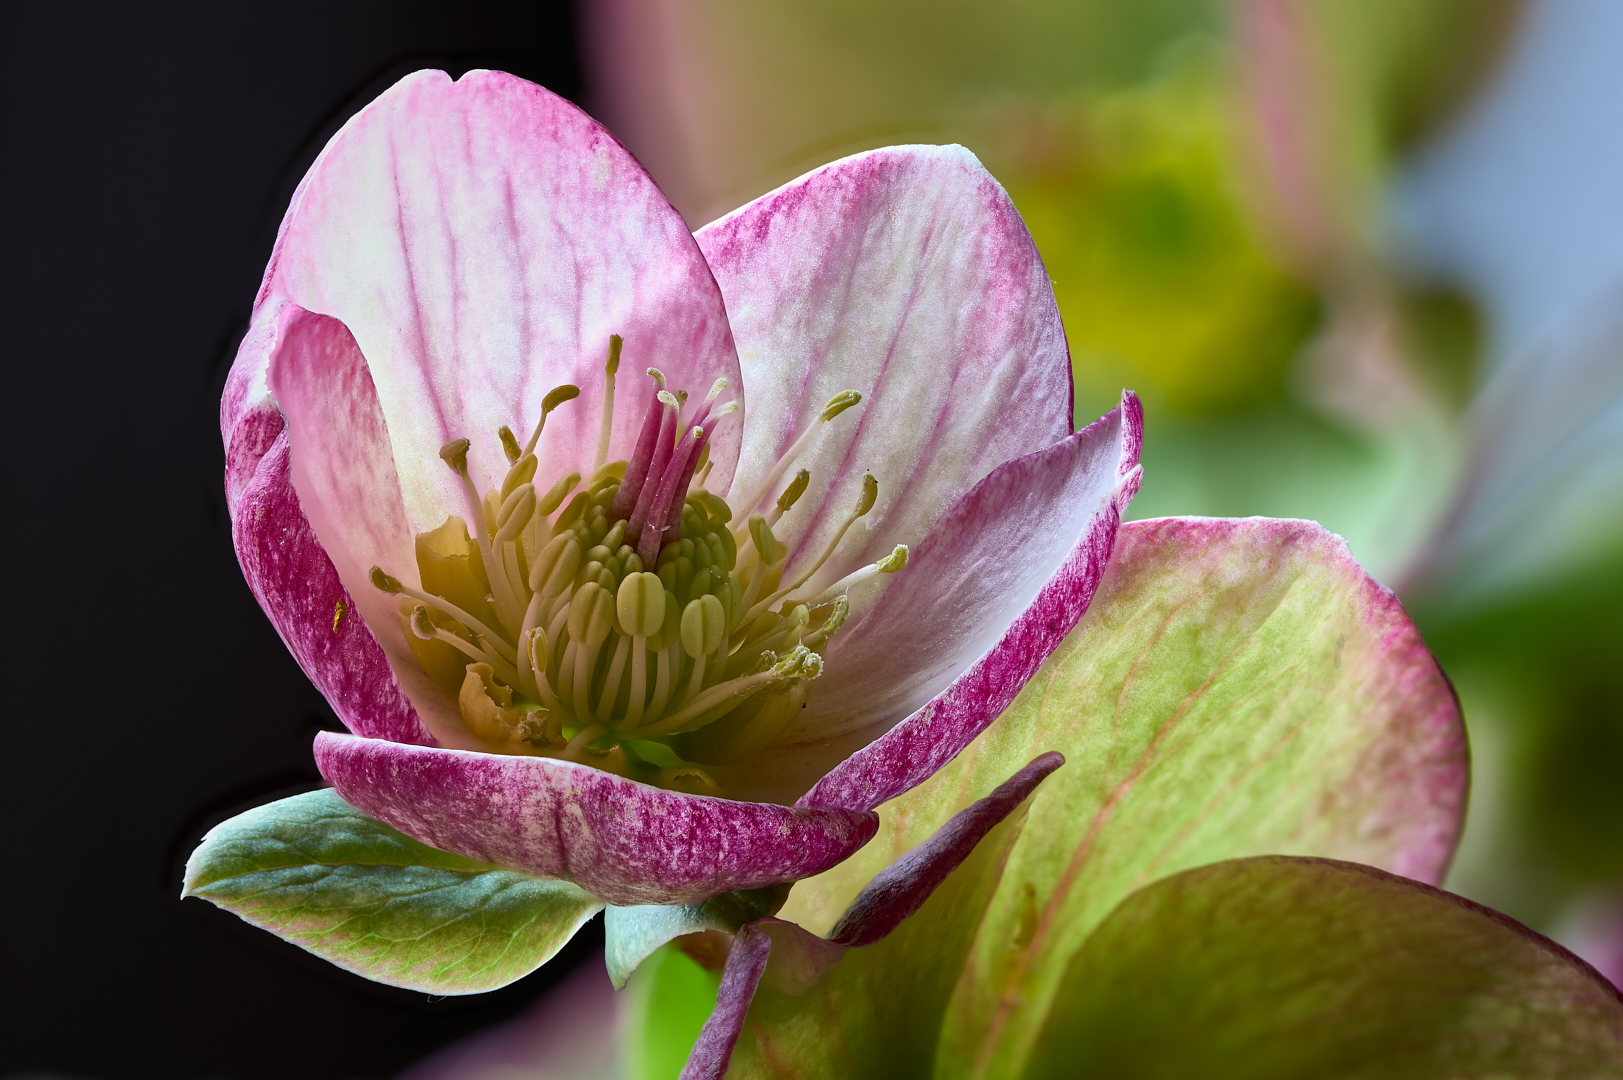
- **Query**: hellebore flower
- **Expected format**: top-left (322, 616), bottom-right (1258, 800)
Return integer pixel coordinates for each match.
top-left (190, 68), bottom-right (1140, 991)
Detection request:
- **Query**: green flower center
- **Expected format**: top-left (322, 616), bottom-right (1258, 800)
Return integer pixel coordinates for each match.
top-left (370, 336), bottom-right (904, 795)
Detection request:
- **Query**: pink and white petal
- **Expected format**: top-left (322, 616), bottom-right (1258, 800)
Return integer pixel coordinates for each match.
top-left (225, 304), bottom-right (433, 746)
top-left (265, 304), bottom-right (470, 748)
top-left (264, 69), bottom-right (742, 528)
top-left (713, 394), bottom-right (1140, 805)
top-left (797, 396), bottom-right (1141, 810)
top-left (696, 144), bottom-right (1072, 603)
top-left (313, 732), bottom-right (880, 906)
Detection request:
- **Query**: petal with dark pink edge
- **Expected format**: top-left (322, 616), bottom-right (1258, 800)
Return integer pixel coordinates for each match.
top-left (830, 752), bottom-right (1064, 947)
top-left (265, 305), bottom-right (470, 748)
top-left (264, 69), bottom-right (742, 531)
top-left (728, 394), bottom-right (1139, 809)
top-left (696, 144), bottom-right (1072, 607)
top-left (313, 732), bottom-right (879, 906)
top-left (225, 303), bottom-right (432, 746)
top-left (678, 926), bottom-right (771, 1080)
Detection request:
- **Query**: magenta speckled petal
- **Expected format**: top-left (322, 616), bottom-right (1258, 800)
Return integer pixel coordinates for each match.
top-left (830, 752), bottom-right (1064, 947)
top-left (696, 145), bottom-right (1072, 609)
top-left (262, 305), bottom-right (470, 746)
top-left (679, 925), bottom-right (772, 1080)
top-left (224, 304), bottom-right (432, 746)
top-left (788, 393), bottom-right (1142, 811)
top-left (313, 732), bottom-right (879, 906)
top-left (263, 69), bottom-right (742, 533)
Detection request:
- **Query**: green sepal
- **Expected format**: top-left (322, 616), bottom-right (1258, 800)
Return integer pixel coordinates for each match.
top-left (183, 788), bottom-right (602, 994)
top-left (605, 882), bottom-right (792, 989)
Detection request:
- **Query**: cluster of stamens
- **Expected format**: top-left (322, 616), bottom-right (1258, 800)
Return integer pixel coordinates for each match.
top-left (369, 336), bottom-right (906, 794)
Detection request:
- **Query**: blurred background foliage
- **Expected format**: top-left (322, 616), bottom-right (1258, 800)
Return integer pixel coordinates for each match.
top-left (585, 0), bottom-right (1623, 983)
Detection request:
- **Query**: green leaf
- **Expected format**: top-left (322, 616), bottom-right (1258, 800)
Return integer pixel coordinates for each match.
top-left (183, 789), bottom-right (602, 994)
top-left (1026, 856), bottom-right (1623, 1078)
top-left (606, 884), bottom-right (793, 989)
top-left (734, 517), bottom-right (1465, 1077)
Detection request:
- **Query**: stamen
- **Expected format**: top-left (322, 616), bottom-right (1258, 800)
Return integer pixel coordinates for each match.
top-left (800, 544), bottom-right (909, 609)
top-left (744, 473), bottom-right (878, 624)
top-left (637, 646), bottom-right (820, 737)
top-left (567, 582), bottom-right (616, 720)
top-left (732, 389), bottom-right (863, 516)
top-left (615, 572), bottom-right (667, 729)
top-left (679, 594), bottom-right (727, 706)
top-left (410, 605), bottom-right (521, 686)
top-left (371, 566), bottom-right (516, 663)
top-left (498, 425), bottom-right (523, 465)
top-left (593, 334), bottom-right (624, 475)
top-left (527, 628), bottom-right (563, 714)
top-left (565, 723), bottom-right (606, 757)
top-left (524, 384), bottom-right (582, 457)
top-left (528, 533), bottom-right (582, 598)
top-left (441, 438), bottom-right (525, 635)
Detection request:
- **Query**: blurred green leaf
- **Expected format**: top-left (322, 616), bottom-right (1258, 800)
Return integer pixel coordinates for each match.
top-left (620, 943), bottom-right (722, 1080)
top-left (1026, 855), bottom-right (1623, 1078)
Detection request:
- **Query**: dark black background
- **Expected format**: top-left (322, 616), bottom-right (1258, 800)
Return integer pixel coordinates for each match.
top-left (0, 4), bottom-right (598, 1077)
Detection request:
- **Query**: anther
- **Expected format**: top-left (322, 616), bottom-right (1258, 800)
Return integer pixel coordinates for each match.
top-left (498, 425), bottom-right (522, 465)
top-left (494, 484), bottom-right (536, 544)
top-left (500, 453), bottom-right (537, 500)
top-left (617, 572), bottom-right (667, 639)
top-left (775, 469), bottom-right (810, 517)
top-left (854, 471), bottom-right (878, 517)
top-left (439, 438), bottom-right (471, 473)
top-left (537, 472), bottom-right (580, 517)
top-left (821, 390), bottom-right (862, 421)
top-left (524, 384), bottom-right (582, 456)
top-left (370, 567), bottom-right (403, 594)
top-left (802, 594), bottom-right (849, 648)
